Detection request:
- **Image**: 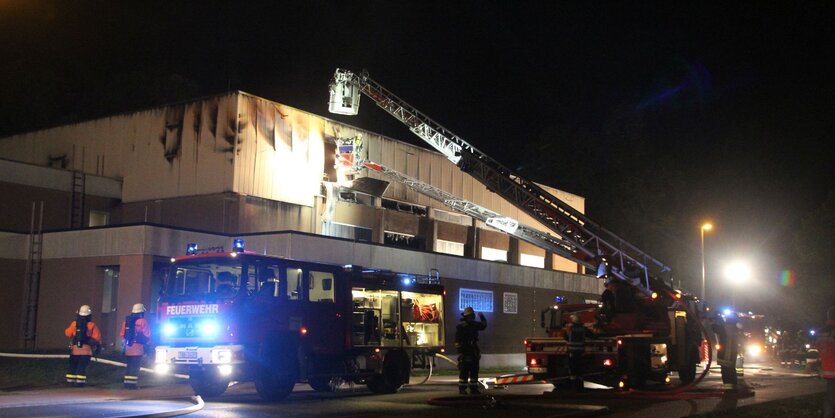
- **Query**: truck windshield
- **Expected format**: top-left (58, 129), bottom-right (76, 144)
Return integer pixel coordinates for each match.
top-left (166, 257), bottom-right (245, 298)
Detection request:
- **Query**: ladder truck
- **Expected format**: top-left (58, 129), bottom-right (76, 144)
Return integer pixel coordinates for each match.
top-left (328, 69), bottom-right (705, 390)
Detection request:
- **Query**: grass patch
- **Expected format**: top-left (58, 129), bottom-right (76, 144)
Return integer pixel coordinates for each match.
top-left (0, 350), bottom-right (161, 390)
top-left (692, 392), bottom-right (826, 418)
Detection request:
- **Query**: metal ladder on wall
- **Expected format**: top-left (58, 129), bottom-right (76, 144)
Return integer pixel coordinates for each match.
top-left (22, 201), bottom-right (44, 349)
top-left (70, 171), bottom-right (86, 228)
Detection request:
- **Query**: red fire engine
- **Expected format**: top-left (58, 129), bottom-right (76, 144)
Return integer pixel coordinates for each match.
top-left (524, 281), bottom-right (703, 389)
top-left (154, 240), bottom-right (446, 400)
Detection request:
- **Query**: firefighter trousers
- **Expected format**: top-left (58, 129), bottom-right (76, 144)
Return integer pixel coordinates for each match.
top-left (66, 355), bottom-right (91, 386)
top-left (458, 356), bottom-right (480, 394)
top-left (124, 356), bottom-right (142, 388)
top-left (568, 352), bottom-right (584, 391)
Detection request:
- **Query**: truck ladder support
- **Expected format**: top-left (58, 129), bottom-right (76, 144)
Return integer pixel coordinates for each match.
top-left (330, 69), bottom-right (673, 289)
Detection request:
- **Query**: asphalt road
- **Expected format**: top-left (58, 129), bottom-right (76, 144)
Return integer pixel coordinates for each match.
top-left (0, 361), bottom-right (826, 418)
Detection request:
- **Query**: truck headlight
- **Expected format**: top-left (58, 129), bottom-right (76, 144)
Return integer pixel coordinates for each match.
top-left (218, 365), bottom-right (233, 376)
top-left (211, 349), bottom-right (232, 364)
top-left (200, 320), bottom-right (219, 337)
top-left (162, 322), bottom-right (177, 337)
top-left (746, 344), bottom-right (762, 357)
top-left (155, 364), bottom-right (171, 374)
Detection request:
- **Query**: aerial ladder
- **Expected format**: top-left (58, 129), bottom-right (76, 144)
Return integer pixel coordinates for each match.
top-left (329, 69), bottom-right (672, 290)
top-left (329, 69), bottom-right (713, 391)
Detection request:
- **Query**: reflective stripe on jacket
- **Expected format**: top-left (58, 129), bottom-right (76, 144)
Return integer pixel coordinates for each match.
top-left (816, 320), bottom-right (835, 379)
top-left (120, 317), bottom-right (151, 356)
top-left (64, 320), bottom-right (102, 356)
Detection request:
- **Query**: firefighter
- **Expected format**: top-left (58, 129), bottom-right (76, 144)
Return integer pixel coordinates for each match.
top-left (711, 313), bottom-right (740, 390)
top-left (120, 303), bottom-right (151, 389)
top-left (816, 306), bottom-right (835, 418)
top-left (567, 313), bottom-right (592, 391)
top-left (455, 307), bottom-right (487, 395)
top-left (64, 304), bottom-right (102, 387)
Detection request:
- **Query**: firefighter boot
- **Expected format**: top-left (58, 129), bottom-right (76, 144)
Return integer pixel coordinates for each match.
top-left (469, 381), bottom-right (481, 395)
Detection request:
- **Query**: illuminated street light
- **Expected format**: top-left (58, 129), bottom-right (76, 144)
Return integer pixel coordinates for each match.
top-left (700, 223), bottom-right (713, 300)
top-left (724, 260), bottom-right (752, 308)
top-left (724, 261), bottom-right (752, 285)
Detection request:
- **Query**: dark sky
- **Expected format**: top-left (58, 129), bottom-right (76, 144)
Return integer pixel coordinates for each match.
top-left (1, 1), bottom-right (833, 313)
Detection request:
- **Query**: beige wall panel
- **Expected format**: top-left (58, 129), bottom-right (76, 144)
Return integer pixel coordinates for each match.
top-left (479, 229), bottom-right (509, 250)
top-left (331, 202), bottom-right (376, 229)
top-left (436, 222), bottom-right (468, 243)
top-left (519, 241), bottom-right (545, 257)
top-left (383, 211), bottom-right (419, 235)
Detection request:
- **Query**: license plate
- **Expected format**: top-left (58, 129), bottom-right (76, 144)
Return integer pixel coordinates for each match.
top-left (178, 351), bottom-right (198, 359)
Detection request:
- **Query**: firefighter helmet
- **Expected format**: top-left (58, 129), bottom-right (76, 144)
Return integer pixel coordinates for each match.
top-left (462, 307), bottom-right (475, 317)
top-left (131, 303), bottom-right (146, 314)
top-left (571, 314), bottom-right (581, 324)
top-left (77, 305), bottom-right (92, 316)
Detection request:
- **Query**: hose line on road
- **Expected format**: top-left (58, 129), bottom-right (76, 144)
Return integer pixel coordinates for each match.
top-left (0, 352), bottom-right (189, 379)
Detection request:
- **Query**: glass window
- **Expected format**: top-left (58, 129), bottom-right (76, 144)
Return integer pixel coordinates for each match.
top-left (308, 271), bottom-right (335, 302)
top-left (286, 268), bottom-right (304, 300)
top-left (166, 257), bottom-right (243, 297)
top-left (459, 288), bottom-right (493, 312)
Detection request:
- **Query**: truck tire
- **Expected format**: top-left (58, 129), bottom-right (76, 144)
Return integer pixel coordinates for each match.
top-left (367, 350), bottom-right (410, 394)
top-left (309, 358), bottom-right (345, 392)
top-left (678, 363), bottom-right (697, 384)
top-left (189, 367), bottom-right (229, 398)
top-left (255, 339), bottom-right (298, 401)
top-left (678, 345), bottom-right (699, 384)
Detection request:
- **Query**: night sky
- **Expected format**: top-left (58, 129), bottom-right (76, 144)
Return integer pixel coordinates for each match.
top-left (1, 1), bottom-right (833, 323)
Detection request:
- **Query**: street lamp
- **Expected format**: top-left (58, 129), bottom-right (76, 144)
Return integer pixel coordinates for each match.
top-left (700, 223), bottom-right (713, 300)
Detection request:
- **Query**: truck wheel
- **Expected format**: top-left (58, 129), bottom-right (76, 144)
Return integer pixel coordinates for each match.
top-left (678, 363), bottom-right (697, 384)
top-left (189, 367), bottom-right (229, 398)
top-left (367, 350), bottom-right (410, 394)
top-left (308, 357), bottom-right (346, 392)
top-left (255, 341), bottom-right (298, 401)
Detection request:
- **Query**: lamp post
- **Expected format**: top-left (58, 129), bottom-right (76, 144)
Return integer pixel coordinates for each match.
top-left (700, 223), bottom-right (713, 300)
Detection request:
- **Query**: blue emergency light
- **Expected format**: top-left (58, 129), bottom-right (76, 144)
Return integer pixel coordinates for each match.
top-left (186, 243), bottom-right (198, 255)
top-left (232, 239), bottom-right (245, 253)
top-left (555, 296), bottom-right (566, 304)
top-left (722, 308), bottom-right (732, 316)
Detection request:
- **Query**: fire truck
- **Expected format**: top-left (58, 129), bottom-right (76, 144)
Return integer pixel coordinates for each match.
top-left (154, 240), bottom-right (446, 400)
top-left (329, 69), bottom-right (705, 391)
top-left (524, 282), bottom-right (703, 389)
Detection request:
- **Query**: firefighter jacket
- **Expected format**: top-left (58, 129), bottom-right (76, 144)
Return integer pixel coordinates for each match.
top-left (455, 316), bottom-right (487, 357)
top-left (712, 318), bottom-right (740, 367)
top-left (816, 319), bottom-right (835, 379)
top-left (64, 319), bottom-right (102, 356)
top-left (120, 316), bottom-right (151, 356)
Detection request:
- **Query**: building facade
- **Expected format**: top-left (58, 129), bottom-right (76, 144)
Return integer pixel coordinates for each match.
top-left (0, 92), bottom-right (601, 367)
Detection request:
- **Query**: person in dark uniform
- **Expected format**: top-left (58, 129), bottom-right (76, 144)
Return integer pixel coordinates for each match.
top-left (568, 314), bottom-right (593, 391)
top-left (455, 307), bottom-right (487, 395)
top-left (711, 313), bottom-right (740, 389)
